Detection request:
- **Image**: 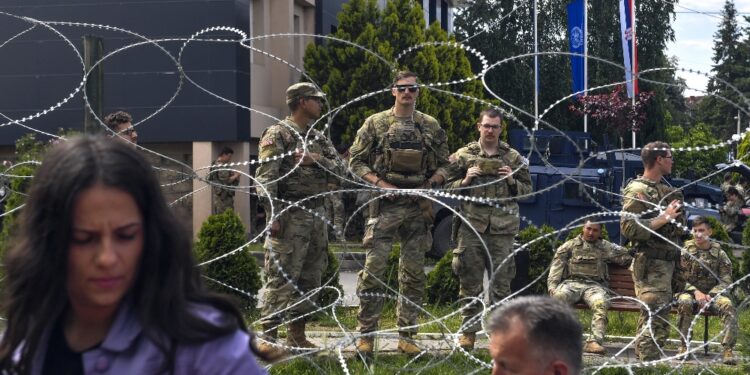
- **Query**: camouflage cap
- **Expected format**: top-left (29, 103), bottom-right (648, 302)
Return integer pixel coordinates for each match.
top-left (286, 82), bottom-right (326, 104)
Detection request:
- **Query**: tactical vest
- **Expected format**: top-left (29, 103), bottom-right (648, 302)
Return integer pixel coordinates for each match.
top-left (566, 238), bottom-right (607, 281)
top-left (378, 115), bottom-right (427, 188)
top-left (276, 120), bottom-right (329, 198)
top-left (627, 178), bottom-right (684, 260)
top-left (467, 143), bottom-right (510, 203)
top-left (685, 242), bottom-right (722, 291)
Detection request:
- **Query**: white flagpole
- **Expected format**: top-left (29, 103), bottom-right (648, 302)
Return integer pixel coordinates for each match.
top-left (534, 0), bottom-right (539, 131)
top-left (631, 0), bottom-right (637, 148)
top-left (583, 0), bottom-right (588, 139)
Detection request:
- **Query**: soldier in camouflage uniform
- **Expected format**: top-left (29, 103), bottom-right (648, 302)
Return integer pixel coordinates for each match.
top-left (254, 82), bottom-right (341, 359)
top-left (441, 108), bottom-right (532, 351)
top-left (208, 147), bottom-right (240, 214)
top-left (677, 216), bottom-right (737, 365)
top-left (349, 71), bottom-right (449, 355)
top-left (621, 141), bottom-right (685, 361)
top-left (720, 186), bottom-right (743, 233)
top-left (548, 220), bottom-right (632, 355)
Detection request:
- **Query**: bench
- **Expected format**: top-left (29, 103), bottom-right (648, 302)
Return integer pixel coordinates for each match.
top-left (572, 263), bottom-right (717, 355)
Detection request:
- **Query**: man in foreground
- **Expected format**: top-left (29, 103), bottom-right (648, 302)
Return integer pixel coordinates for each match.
top-left (487, 296), bottom-right (583, 375)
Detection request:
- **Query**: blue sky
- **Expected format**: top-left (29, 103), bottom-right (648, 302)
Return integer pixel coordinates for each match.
top-left (667, 0), bottom-right (750, 96)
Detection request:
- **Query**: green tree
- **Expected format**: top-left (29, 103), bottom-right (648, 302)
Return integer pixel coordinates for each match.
top-left (194, 210), bottom-right (262, 310)
top-left (697, 1), bottom-right (747, 141)
top-left (665, 122), bottom-right (727, 182)
top-left (303, 0), bottom-right (485, 150)
top-left (454, 0), bottom-right (682, 145)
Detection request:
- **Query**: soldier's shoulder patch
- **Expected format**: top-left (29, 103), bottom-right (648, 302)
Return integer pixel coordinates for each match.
top-left (260, 138), bottom-right (274, 148)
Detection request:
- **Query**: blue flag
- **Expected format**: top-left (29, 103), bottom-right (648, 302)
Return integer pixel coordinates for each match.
top-left (567, 0), bottom-right (585, 98)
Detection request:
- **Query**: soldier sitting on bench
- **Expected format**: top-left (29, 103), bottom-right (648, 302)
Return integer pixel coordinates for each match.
top-left (676, 216), bottom-right (737, 365)
top-left (548, 219), bottom-right (633, 355)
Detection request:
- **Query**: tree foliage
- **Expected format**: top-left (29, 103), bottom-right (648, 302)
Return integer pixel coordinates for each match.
top-left (697, 1), bottom-right (749, 141)
top-left (665, 122), bottom-right (727, 181)
top-left (454, 0), bottom-right (683, 145)
top-left (303, 0), bottom-right (486, 150)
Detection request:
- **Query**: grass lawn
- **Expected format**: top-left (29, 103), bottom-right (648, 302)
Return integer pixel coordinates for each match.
top-left (250, 302), bottom-right (750, 374)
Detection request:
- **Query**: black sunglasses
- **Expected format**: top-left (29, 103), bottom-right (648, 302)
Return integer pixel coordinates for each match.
top-left (394, 85), bottom-right (419, 93)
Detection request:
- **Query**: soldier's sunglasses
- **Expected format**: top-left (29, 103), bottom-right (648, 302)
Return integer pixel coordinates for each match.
top-left (394, 85), bottom-right (419, 93)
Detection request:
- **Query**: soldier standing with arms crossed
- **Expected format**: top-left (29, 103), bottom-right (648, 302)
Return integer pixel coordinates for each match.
top-left (548, 220), bottom-right (632, 355)
top-left (621, 141), bottom-right (685, 361)
top-left (349, 71), bottom-right (449, 355)
top-left (442, 108), bottom-right (532, 351)
top-left (254, 83), bottom-right (340, 359)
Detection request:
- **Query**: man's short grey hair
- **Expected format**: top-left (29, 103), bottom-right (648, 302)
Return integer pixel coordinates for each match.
top-left (488, 296), bottom-right (583, 375)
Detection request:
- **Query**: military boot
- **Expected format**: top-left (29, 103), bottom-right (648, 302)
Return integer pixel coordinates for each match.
top-left (722, 348), bottom-right (736, 365)
top-left (256, 325), bottom-right (287, 362)
top-left (356, 336), bottom-right (375, 356)
top-left (397, 332), bottom-right (422, 355)
top-left (286, 320), bottom-right (318, 349)
top-left (458, 332), bottom-right (476, 351)
top-left (583, 341), bottom-right (607, 355)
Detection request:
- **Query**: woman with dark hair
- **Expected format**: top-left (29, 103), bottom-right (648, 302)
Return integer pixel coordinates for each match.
top-left (0, 135), bottom-right (267, 374)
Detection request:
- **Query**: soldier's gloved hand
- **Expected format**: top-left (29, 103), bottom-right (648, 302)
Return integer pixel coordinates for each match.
top-left (270, 220), bottom-right (282, 238)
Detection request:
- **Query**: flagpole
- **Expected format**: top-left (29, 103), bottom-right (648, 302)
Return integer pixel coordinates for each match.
top-left (631, 0), bottom-right (636, 149)
top-left (534, 0), bottom-right (539, 131)
top-left (583, 0), bottom-right (588, 141)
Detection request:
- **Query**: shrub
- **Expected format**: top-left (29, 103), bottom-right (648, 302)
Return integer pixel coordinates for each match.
top-left (195, 210), bottom-right (262, 310)
top-left (425, 250), bottom-right (459, 305)
top-left (518, 224), bottom-right (562, 295)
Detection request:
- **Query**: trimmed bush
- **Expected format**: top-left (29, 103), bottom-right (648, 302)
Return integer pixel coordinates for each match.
top-left (518, 224), bottom-right (562, 295)
top-left (425, 250), bottom-right (459, 305)
top-left (195, 210), bottom-right (262, 310)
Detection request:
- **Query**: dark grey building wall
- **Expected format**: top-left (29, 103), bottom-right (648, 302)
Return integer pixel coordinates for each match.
top-left (0, 0), bottom-right (250, 146)
top-left (315, 0), bottom-right (347, 37)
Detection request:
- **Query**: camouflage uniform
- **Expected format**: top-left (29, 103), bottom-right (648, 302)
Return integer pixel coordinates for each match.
top-left (255, 117), bottom-right (340, 327)
top-left (548, 235), bottom-right (632, 345)
top-left (621, 177), bottom-right (685, 361)
top-left (208, 162), bottom-right (239, 214)
top-left (349, 109), bottom-right (449, 334)
top-left (325, 184), bottom-right (346, 240)
top-left (442, 141), bottom-right (532, 333)
top-left (720, 199), bottom-right (742, 233)
top-left (677, 240), bottom-right (737, 350)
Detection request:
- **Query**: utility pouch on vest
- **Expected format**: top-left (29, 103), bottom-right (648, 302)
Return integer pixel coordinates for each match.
top-left (477, 159), bottom-right (503, 175)
top-left (384, 172), bottom-right (424, 188)
top-left (390, 148), bottom-right (424, 173)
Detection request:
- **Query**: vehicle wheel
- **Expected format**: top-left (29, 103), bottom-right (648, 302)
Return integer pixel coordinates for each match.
top-left (428, 215), bottom-right (455, 259)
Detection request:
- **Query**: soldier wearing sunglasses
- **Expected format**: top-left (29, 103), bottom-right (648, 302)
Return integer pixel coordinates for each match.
top-left (349, 70), bottom-right (449, 356)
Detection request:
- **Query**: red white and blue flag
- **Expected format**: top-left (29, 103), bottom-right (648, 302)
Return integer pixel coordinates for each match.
top-left (619, 0), bottom-right (638, 98)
